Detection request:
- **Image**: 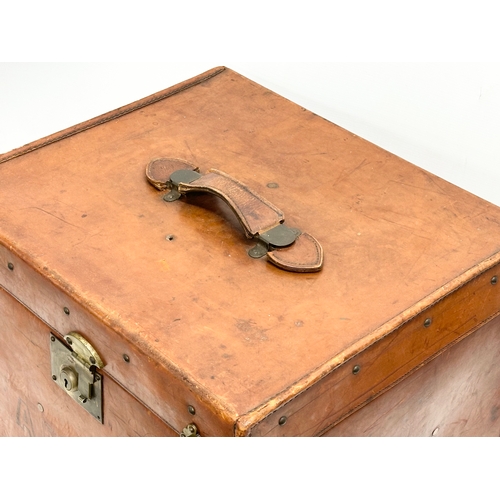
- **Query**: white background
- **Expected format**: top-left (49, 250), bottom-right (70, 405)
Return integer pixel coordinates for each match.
top-left (1, 62), bottom-right (500, 207)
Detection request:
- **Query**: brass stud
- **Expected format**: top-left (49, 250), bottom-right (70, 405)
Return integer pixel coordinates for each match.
top-left (63, 307), bottom-right (70, 315)
top-left (188, 405), bottom-right (196, 415)
top-left (7, 262), bottom-right (14, 271)
top-left (123, 354), bottom-right (130, 363)
top-left (424, 318), bottom-right (432, 328)
top-left (89, 356), bottom-right (96, 365)
top-left (491, 276), bottom-right (498, 285)
top-left (352, 365), bottom-right (361, 375)
top-left (278, 416), bottom-right (287, 426)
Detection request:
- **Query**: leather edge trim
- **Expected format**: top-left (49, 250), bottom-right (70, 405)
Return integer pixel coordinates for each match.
top-left (316, 307), bottom-right (500, 436)
top-left (234, 249), bottom-right (500, 436)
top-left (267, 233), bottom-right (323, 272)
top-left (0, 66), bottom-right (227, 165)
top-left (0, 238), bottom-right (240, 433)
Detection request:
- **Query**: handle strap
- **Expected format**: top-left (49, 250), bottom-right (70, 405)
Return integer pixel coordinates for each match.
top-left (146, 158), bottom-right (323, 272)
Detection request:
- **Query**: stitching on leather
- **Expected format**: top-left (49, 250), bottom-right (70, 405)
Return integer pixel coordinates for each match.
top-left (0, 67), bottom-right (226, 165)
top-left (273, 233), bottom-right (322, 267)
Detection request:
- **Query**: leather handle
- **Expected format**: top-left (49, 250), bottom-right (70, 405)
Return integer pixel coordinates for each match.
top-left (146, 158), bottom-right (323, 272)
top-left (176, 168), bottom-right (285, 239)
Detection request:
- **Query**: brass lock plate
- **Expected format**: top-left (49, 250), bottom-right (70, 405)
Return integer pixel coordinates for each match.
top-left (50, 332), bottom-right (104, 423)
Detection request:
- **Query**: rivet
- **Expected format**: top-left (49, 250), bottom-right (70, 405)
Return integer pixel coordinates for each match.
top-left (267, 182), bottom-right (279, 189)
top-left (424, 318), bottom-right (432, 328)
top-left (248, 246), bottom-right (265, 258)
top-left (52, 375), bottom-right (57, 381)
top-left (278, 416), bottom-right (287, 426)
top-left (89, 356), bottom-right (96, 365)
top-left (94, 374), bottom-right (101, 381)
top-left (491, 276), bottom-right (498, 285)
top-left (63, 307), bottom-right (70, 315)
top-left (165, 234), bottom-right (175, 241)
top-left (37, 403), bottom-right (44, 413)
top-left (66, 337), bottom-right (72, 345)
top-left (123, 354), bottom-right (130, 363)
top-left (7, 262), bottom-right (14, 271)
top-left (50, 336), bottom-right (56, 342)
top-left (188, 405), bottom-right (196, 415)
top-left (163, 192), bottom-right (179, 202)
top-left (352, 365), bottom-right (361, 375)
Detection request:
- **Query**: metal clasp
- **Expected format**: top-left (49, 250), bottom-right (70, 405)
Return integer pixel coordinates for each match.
top-left (50, 332), bottom-right (104, 423)
top-left (180, 423), bottom-right (200, 437)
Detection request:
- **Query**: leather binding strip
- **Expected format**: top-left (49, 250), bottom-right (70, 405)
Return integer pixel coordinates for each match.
top-left (0, 67), bottom-right (227, 165)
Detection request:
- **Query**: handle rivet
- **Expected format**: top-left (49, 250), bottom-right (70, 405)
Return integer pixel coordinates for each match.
top-left (249, 247), bottom-right (263, 258)
top-left (424, 318), bottom-right (432, 328)
top-left (7, 262), bottom-right (14, 271)
top-left (163, 192), bottom-right (181, 202)
top-left (491, 276), bottom-right (498, 285)
top-left (278, 416), bottom-right (287, 426)
top-left (352, 365), bottom-right (361, 375)
top-left (188, 405), bottom-right (196, 415)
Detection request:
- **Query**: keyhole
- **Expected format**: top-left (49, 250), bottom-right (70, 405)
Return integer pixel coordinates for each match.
top-left (60, 366), bottom-right (78, 392)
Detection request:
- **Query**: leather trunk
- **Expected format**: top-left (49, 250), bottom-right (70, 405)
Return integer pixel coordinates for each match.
top-left (1, 66), bottom-right (500, 437)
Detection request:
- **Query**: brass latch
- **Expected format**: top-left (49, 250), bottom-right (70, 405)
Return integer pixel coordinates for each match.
top-left (50, 332), bottom-right (104, 423)
top-left (180, 423), bottom-right (200, 437)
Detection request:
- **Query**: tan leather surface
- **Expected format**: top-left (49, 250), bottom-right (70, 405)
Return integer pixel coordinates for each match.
top-left (324, 313), bottom-right (500, 437)
top-left (1, 67), bottom-right (500, 432)
top-left (0, 243), bottom-right (236, 436)
top-left (241, 260), bottom-right (500, 435)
